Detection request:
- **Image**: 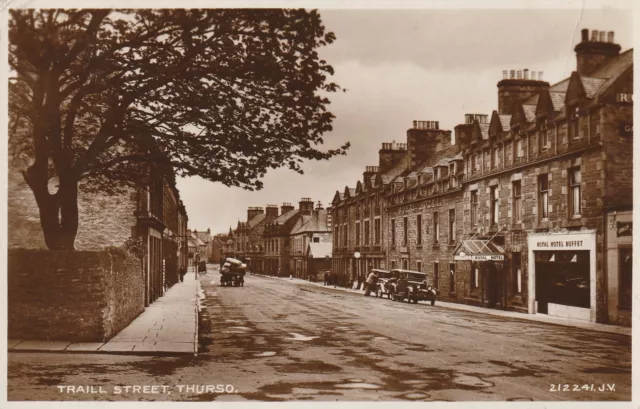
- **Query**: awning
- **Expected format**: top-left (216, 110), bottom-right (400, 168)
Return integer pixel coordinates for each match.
top-left (453, 239), bottom-right (505, 261)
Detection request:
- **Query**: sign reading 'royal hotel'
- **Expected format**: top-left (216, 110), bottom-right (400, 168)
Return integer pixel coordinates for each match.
top-left (330, 28), bottom-right (633, 327)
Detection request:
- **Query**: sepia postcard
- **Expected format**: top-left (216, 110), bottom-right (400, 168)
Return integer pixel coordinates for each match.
top-left (2, 1), bottom-right (638, 408)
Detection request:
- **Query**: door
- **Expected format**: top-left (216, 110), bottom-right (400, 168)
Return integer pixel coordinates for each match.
top-left (487, 263), bottom-right (499, 308)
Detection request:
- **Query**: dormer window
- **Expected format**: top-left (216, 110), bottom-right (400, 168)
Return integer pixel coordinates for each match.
top-left (539, 118), bottom-right (549, 151)
top-left (569, 106), bottom-right (580, 140)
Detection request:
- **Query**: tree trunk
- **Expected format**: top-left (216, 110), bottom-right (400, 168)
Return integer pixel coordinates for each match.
top-left (24, 163), bottom-right (79, 251)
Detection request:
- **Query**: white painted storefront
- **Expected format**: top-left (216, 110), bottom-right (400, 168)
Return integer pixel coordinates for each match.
top-left (527, 230), bottom-right (597, 322)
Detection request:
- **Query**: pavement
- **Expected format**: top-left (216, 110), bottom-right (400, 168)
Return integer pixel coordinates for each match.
top-left (8, 271), bottom-right (201, 355)
top-left (252, 273), bottom-right (632, 337)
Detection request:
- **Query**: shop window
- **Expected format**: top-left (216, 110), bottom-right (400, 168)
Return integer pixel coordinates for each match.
top-left (619, 247), bottom-right (632, 308)
top-left (513, 180), bottom-right (522, 223)
top-left (448, 209), bottom-right (456, 244)
top-left (434, 263), bottom-right (439, 289)
top-left (433, 212), bottom-right (440, 244)
top-left (569, 167), bottom-right (582, 218)
top-left (403, 216), bottom-right (408, 246)
top-left (538, 174), bottom-right (549, 220)
top-left (490, 186), bottom-right (499, 226)
top-left (470, 190), bottom-right (478, 226)
top-left (449, 263), bottom-right (455, 293)
top-left (416, 214), bottom-right (422, 245)
top-left (512, 252), bottom-right (522, 294)
top-left (417, 261), bottom-right (422, 272)
top-left (390, 219), bottom-right (396, 246)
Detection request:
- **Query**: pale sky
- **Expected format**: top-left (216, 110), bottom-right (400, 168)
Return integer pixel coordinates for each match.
top-left (176, 7), bottom-right (633, 235)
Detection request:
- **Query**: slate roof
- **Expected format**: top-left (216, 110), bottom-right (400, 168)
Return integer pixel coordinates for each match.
top-left (523, 105), bottom-right (537, 122)
top-left (499, 115), bottom-right (511, 131)
top-left (247, 213), bottom-right (266, 229)
top-left (291, 210), bottom-right (330, 235)
top-left (273, 208), bottom-right (299, 224)
top-left (580, 77), bottom-right (607, 98)
top-left (479, 123), bottom-right (490, 139)
top-left (550, 92), bottom-right (566, 111)
top-left (307, 242), bottom-right (332, 259)
top-left (381, 154), bottom-right (409, 184)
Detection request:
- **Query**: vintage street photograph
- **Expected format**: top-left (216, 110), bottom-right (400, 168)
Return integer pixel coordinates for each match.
top-left (4, 2), bottom-right (635, 405)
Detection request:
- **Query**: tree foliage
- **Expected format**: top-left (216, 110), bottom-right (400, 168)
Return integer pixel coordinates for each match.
top-left (9, 9), bottom-right (348, 250)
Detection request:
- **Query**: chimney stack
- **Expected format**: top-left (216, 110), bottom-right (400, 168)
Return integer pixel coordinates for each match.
top-left (280, 202), bottom-right (294, 215)
top-left (575, 28), bottom-right (621, 75)
top-left (299, 197), bottom-right (314, 216)
top-left (247, 206), bottom-right (264, 221)
top-left (265, 204), bottom-right (279, 219)
top-left (497, 68), bottom-right (550, 115)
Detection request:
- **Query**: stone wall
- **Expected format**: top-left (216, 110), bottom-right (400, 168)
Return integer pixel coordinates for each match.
top-left (8, 249), bottom-right (144, 342)
top-left (8, 165), bottom-right (138, 251)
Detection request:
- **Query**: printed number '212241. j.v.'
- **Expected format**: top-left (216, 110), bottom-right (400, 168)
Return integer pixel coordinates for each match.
top-left (550, 384), bottom-right (616, 392)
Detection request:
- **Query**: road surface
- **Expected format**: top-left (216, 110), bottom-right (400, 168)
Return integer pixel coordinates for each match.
top-left (7, 265), bottom-right (631, 401)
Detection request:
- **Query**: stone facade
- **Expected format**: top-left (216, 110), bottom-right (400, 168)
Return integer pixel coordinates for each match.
top-left (329, 28), bottom-right (632, 326)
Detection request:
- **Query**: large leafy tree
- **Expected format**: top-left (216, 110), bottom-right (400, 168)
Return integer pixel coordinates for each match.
top-left (9, 9), bottom-right (349, 250)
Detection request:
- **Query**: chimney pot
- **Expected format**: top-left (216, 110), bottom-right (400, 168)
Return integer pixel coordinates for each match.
top-left (502, 70), bottom-right (508, 79)
top-left (516, 70), bottom-right (522, 79)
top-left (413, 120), bottom-right (417, 128)
top-left (538, 71), bottom-right (543, 80)
top-left (581, 28), bottom-right (589, 42)
top-left (607, 31), bottom-right (614, 43)
top-left (510, 69), bottom-right (515, 79)
top-left (435, 121), bottom-right (439, 130)
top-left (523, 68), bottom-right (529, 80)
top-left (591, 30), bottom-right (598, 41)
top-left (599, 31), bottom-right (606, 42)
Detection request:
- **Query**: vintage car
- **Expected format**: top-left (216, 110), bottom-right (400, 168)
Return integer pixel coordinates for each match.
top-left (372, 269), bottom-right (395, 299)
top-left (220, 257), bottom-right (246, 287)
top-left (388, 269), bottom-right (437, 305)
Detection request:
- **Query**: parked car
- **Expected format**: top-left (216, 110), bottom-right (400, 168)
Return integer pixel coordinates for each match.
top-left (372, 269), bottom-right (395, 299)
top-left (388, 269), bottom-right (437, 305)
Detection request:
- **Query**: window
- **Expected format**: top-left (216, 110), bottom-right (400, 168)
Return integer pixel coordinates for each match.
top-left (470, 190), bottom-right (478, 227)
top-left (417, 261), bottom-right (422, 272)
top-left (448, 209), bottom-right (456, 244)
top-left (569, 167), bottom-right (582, 217)
top-left (539, 120), bottom-right (549, 151)
top-left (433, 212), bottom-right (439, 244)
top-left (364, 220), bottom-right (370, 245)
top-left (434, 263), bottom-right (439, 289)
top-left (512, 252), bottom-right (522, 294)
top-left (391, 219), bottom-right (396, 246)
top-left (449, 263), bottom-right (455, 293)
top-left (490, 186), bottom-right (499, 226)
top-left (374, 217), bottom-right (381, 244)
top-left (570, 106), bottom-right (580, 139)
top-left (475, 153), bottom-right (481, 171)
top-left (493, 146), bottom-right (500, 168)
top-left (403, 216), bottom-right (408, 245)
top-left (619, 247), bottom-right (632, 307)
top-left (513, 181), bottom-right (522, 223)
top-left (391, 260), bottom-right (397, 269)
top-left (312, 237), bottom-right (320, 243)
top-left (417, 214), bottom-right (423, 245)
top-left (276, 240), bottom-right (280, 251)
top-left (402, 259), bottom-right (408, 270)
top-left (538, 174), bottom-right (549, 220)
top-left (355, 221), bottom-right (360, 246)
top-left (516, 138), bottom-right (524, 158)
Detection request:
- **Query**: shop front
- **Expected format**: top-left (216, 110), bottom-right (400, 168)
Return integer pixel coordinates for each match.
top-left (527, 230), bottom-right (596, 322)
top-left (453, 239), bottom-right (506, 309)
